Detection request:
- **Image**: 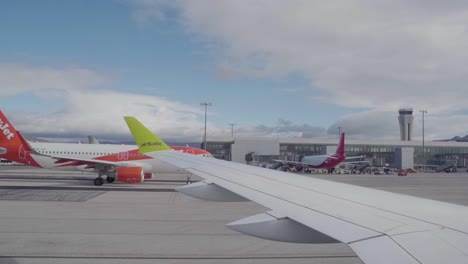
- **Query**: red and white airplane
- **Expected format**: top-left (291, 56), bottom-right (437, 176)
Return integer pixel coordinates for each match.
top-left (274, 133), bottom-right (363, 172)
top-left (0, 110), bottom-right (212, 186)
top-left (299, 132), bottom-right (346, 169)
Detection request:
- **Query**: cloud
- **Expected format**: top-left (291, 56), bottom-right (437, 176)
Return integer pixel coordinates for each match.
top-left (4, 63), bottom-right (467, 142)
top-left (176, 0), bottom-right (468, 113)
top-left (0, 64), bottom-right (110, 97)
top-left (128, 0), bottom-right (468, 139)
top-left (0, 63), bottom-right (224, 142)
top-left (329, 110), bottom-right (468, 141)
top-left (1, 63), bottom-right (327, 142)
top-left (328, 111), bottom-right (400, 140)
top-left (8, 89), bottom-right (227, 142)
top-left (235, 118), bottom-right (326, 138)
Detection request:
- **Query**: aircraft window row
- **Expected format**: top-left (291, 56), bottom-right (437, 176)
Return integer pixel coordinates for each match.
top-left (34, 150), bottom-right (146, 157)
top-left (36, 150), bottom-right (114, 156)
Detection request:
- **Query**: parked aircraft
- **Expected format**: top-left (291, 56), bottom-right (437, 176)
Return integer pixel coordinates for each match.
top-left (0, 110), bottom-right (212, 185)
top-left (123, 116), bottom-right (468, 264)
top-left (274, 133), bottom-right (365, 172)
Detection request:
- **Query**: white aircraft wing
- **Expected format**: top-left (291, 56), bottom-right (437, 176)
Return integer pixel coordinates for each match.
top-left (124, 117), bottom-right (468, 264)
top-left (153, 151), bottom-right (468, 264)
top-left (47, 155), bottom-right (120, 167)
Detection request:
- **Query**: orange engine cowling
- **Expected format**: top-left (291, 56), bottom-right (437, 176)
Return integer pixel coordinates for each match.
top-left (116, 167), bottom-right (144, 184)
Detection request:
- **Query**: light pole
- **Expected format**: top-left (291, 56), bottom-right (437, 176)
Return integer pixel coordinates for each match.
top-left (201, 102), bottom-right (212, 150)
top-left (338, 126), bottom-right (342, 138)
top-left (419, 110), bottom-right (427, 170)
top-left (229, 123), bottom-right (236, 137)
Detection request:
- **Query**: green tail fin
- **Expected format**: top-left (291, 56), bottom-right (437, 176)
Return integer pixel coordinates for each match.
top-left (124, 117), bottom-right (171, 153)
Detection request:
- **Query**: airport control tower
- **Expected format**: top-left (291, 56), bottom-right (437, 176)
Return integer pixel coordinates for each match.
top-left (398, 108), bottom-right (414, 141)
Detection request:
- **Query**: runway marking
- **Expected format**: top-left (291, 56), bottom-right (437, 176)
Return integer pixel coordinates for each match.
top-left (0, 186), bottom-right (175, 192)
top-left (0, 189), bottom-right (105, 202)
top-left (0, 255), bottom-right (357, 260)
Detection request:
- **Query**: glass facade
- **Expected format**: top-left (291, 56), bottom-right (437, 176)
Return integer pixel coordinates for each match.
top-left (207, 139), bottom-right (468, 168)
top-left (279, 143), bottom-right (396, 166)
top-left (204, 141), bottom-right (233, 161)
top-left (281, 143), bottom-right (468, 167)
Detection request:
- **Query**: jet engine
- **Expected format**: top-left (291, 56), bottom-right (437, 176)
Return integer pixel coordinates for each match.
top-left (116, 167), bottom-right (144, 184)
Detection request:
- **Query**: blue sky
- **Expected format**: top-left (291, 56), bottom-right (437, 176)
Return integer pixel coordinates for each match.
top-left (2, 1), bottom-right (468, 141)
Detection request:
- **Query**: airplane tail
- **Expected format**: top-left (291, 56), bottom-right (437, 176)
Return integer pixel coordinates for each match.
top-left (0, 110), bottom-right (41, 167)
top-left (123, 116), bottom-right (171, 153)
top-left (0, 110), bottom-right (22, 150)
top-left (334, 132), bottom-right (345, 158)
top-left (88, 135), bottom-right (100, 144)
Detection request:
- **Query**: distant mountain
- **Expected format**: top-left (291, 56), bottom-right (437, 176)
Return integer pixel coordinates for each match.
top-left (437, 135), bottom-right (468, 142)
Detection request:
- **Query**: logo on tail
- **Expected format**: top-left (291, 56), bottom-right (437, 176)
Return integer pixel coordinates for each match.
top-left (0, 118), bottom-right (15, 140)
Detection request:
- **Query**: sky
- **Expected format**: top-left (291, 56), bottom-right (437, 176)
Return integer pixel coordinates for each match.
top-left (2, 0), bottom-right (468, 143)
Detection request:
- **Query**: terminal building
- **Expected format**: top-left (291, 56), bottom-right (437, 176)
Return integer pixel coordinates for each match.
top-left (204, 136), bottom-right (468, 169)
top-left (203, 109), bottom-right (468, 170)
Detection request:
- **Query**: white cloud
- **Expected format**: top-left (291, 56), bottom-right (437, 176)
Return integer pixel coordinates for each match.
top-left (0, 63), bottom-right (224, 142)
top-left (6, 1), bottom-right (468, 141)
top-left (0, 64), bottom-right (110, 97)
top-left (0, 63), bottom-right (329, 142)
top-left (329, 110), bottom-right (468, 141)
top-left (235, 119), bottom-right (326, 138)
top-left (170, 0), bottom-right (468, 113)
top-left (129, 0), bottom-right (468, 139)
top-left (3, 63), bottom-right (468, 142)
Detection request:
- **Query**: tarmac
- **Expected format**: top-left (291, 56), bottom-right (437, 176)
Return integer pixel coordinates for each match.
top-left (0, 166), bottom-right (467, 264)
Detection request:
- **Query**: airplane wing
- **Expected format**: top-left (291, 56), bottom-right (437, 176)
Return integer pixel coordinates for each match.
top-left (48, 155), bottom-right (121, 168)
top-left (124, 117), bottom-right (468, 264)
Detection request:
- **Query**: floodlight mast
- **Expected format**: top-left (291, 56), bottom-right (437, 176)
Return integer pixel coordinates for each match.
top-left (201, 102), bottom-right (212, 150)
top-left (229, 123), bottom-right (236, 137)
top-left (419, 109), bottom-right (428, 170)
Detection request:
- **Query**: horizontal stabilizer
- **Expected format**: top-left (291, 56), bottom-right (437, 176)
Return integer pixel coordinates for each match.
top-left (176, 181), bottom-right (249, 202)
top-left (226, 212), bottom-right (339, 244)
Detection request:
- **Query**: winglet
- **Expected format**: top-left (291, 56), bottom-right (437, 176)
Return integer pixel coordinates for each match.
top-left (124, 117), bottom-right (171, 153)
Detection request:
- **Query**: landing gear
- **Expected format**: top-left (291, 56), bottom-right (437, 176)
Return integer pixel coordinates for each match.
top-left (106, 176), bottom-right (115, 183)
top-left (94, 168), bottom-right (116, 186)
top-left (94, 177), bottom-right (104, 186)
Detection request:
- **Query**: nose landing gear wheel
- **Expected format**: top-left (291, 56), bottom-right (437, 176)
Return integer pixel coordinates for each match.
top-left (106, 177), bottom-right (115, 183)
top-left (94, 178), bottom-right (104, 186)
